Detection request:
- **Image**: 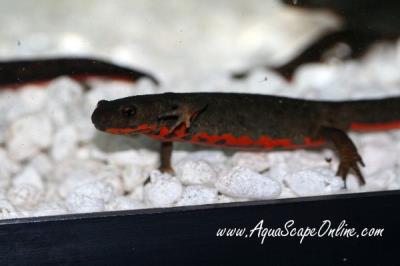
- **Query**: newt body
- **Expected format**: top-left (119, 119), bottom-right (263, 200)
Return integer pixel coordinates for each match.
top-left (91, 92), bottom-right (400, 186)
top-left (0, 57), bottom-right (159, 88)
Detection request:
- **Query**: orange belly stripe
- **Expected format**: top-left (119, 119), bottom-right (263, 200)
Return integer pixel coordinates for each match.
top-left (147, 126), bottom-right (325, 150)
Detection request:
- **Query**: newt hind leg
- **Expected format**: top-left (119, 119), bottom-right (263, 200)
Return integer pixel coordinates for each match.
top-left (318, 126), bottom-right (366, 187)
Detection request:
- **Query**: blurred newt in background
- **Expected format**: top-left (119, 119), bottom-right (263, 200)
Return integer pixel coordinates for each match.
top-left (0, 57), bottom-right (159, 88)
top-left (234, 0), bottom-right (400, 80)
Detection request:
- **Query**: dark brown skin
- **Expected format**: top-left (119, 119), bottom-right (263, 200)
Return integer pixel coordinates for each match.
top-left (0, 57), bottom-right (159, 88)
top-left (91, 92), bottom-right (400, 186)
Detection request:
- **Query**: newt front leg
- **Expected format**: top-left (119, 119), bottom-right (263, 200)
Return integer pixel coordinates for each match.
top-left (157, 101), bottom-right (207, 172)
top-left (158, 102), bottom-right (207, 135)
top-left (159, 141), bottom-right (174, 174)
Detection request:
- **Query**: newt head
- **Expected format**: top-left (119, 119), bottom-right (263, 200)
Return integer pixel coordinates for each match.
top-left (91, 95), bottom-right (166, 135)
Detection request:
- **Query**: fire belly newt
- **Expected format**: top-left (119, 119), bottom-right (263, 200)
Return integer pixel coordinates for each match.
top-left (91, 92), bottom-right (400, 186)
top-left (0, 57), bottom-right (158, 88)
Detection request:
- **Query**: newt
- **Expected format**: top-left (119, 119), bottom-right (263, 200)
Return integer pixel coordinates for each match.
top-left (274, 0), bottom-right (400, 80)
top-left (0, 57), bottom-right (159, 88)
top-left (91, 92), bottom-right (400, 186)
top-left (233, 0), bottom-right (400, 80)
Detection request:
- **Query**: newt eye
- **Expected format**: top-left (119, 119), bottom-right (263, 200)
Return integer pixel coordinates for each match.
top-left (121, 106), bottom-right (136, 117)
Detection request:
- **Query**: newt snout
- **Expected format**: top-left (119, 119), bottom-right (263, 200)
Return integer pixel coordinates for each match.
top-left (91, 100), bottom-right (110, 131)
top-left (91, 97), bottom-right (159, 135)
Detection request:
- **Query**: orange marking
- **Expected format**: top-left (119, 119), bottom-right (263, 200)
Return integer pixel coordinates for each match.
top-left (173, 124), bottom-right (187, 138)
top-left (159, 126), bottom-right (170, 137)
top-left (233, 135), bottom-right (253, 146)
top-left (256, 136), bottom-right (274, 149)
top-left (71, 74), bottom-right (136, 83)
top-left (350, 121), bottom-right (400, 131)
top-left (146, 127), bottom-right (325, 150)
top-left (1, 80), bottom-right (52, 90)
top-left (304, 137), bottom-right (326, 147)
top-left (106, 123), bottom-right (156, 135)
top-left (106, 128), bottom-right (137, 134)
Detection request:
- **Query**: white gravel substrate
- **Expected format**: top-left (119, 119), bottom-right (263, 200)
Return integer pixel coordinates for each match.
top-left (0, 1), bottom-right (399, 219)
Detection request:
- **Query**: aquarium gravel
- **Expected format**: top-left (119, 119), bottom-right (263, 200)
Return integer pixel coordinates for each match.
top-left (0, 0), bottom-right (399, 218)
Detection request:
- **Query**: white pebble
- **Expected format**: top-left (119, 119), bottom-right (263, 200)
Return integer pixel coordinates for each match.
top-left (345, 174), bottom-right (362, 191)
top-left (50, 126), bottom-right (78, 161)
top-left (264, 151), bottom-right (295, 178)
top-left (73, 118), bottom-right (97, 143)
top-left (176, 159), bottom-right (218, 185)
top-left (57, 168), bottom-right (98, 198)
top-left (364, 169), bottom-right (398, 190)
top-left (230, 152), bottom-right (270, 172)
top-left (391, 167), bottom-right (400, 190)
top-left (0, 148), bottom-right (19, 188)
top-left (72, 181), bottom-right (115, 203)
top-left (28, 153), bottom-right (53, 177)
top-left (47, 78), bottom-right (83, 106)
top-left (170, 150), bottom-right (191, 165)
top-left (2, 91), bottom-right (31, 122)
top-left (46, 101), bottom-right (68, 127)
top-left (357, 133), bottom-right (397, 176)
top-left (107, 149), bottom-right (158, 168)
top-left (0, 120), bottom-right (7, 144)
top-left (0, 199), bottom-right (19, 219)
top-left (12, 167), bottom-right (44, 191)
top-left (184, 151), bottom-right (229, 176)
top-left (283, 168), bottom-right (344, 196)
top-left (0, 170), bottom-right (11, 189)
top-left (106, 197), bottom-right (146, 211)
top-left (58, 164), bottom-right (123, 198)
top-left (75, 147), bottom-right (91, 160)
top-left (184, 151), bottom-right (227, 165)
top-left (19, 88), bottom-right (48, 113)
top-left (66, 181), bottom-right (116, 212)
top-left (279, 186), bottom-right (297, 198)
top-left (144, 172), bottom-right (183, 207)
top-left (148, 170), bottom-right (174, 182)
top-left (7, 184), bottom-right (43, 209)
top-left (6, 114), bottom-right (53, 161)
top-left (66, 194), bottom-right (105, 213)
top-left (129, 186), bottom-right (144, 201)
top-left (287, 150), bottom-right (334, 171)
top-left (216, 166), bottom-right (281, 199)
top-left (86, 145), bottom-right (109, 161)
top-left (175, 185), bottom-right (218, 206)
top-left (31, 202), bottom-right (68, 217)
top-left (217, 194), bottom-right (236, 204)
top-left (122, 165), bottom-right (148, 192)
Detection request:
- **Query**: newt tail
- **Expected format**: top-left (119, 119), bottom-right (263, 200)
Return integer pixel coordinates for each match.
top-left (91, 92), bottom-right (400, 186)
